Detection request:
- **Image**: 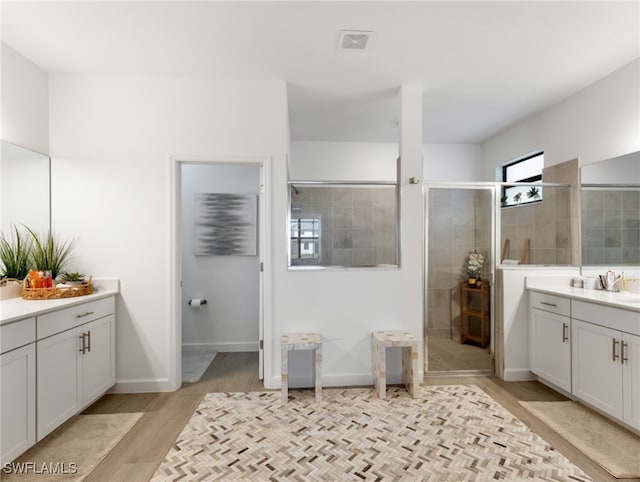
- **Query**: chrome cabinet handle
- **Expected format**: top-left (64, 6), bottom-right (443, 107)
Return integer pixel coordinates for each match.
top-left (76, 311), bottom-right (95, 318)
top-left (540, 301), bottom-right (557, 307)
top-left (562, 323), bottom-right (568, 343)
top-left (621, 341), bottom-right (628, 364)
top-left (79, 333), bottom-right (87, 354)
top-left (612, 338), bottom-right (619, 361)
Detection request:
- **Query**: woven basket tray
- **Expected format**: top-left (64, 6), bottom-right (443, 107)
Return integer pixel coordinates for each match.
top-left (22, 276), bottom-right (93, 300)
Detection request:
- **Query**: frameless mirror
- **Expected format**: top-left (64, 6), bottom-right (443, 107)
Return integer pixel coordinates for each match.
top-left (580, 151), bottom-right (640, 266)
top-left (1, 141), bottom-right (51, 234)
top-left (288, 183), bottom-right (399, 268)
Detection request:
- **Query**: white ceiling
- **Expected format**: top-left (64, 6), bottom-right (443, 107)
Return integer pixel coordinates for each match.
top-left (2, 1), bottom-right (638, 143)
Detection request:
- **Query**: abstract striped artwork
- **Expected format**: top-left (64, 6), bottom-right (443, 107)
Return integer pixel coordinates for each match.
top-left (194, 193), bottom-right (257, 256)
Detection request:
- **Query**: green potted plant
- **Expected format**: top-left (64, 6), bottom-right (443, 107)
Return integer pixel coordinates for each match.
top-left (25, 227), bottom-right (75, 280)
top-left (527, 185), bottom-right (540, 200)
top-left (59, 271), bottom-right (86, 286)
top-left (513, 192), bottom-right (522, 204)
top-left (0, 225), bottom-right (32, 299)
top-left (500, 194), bottom-right (508, 207)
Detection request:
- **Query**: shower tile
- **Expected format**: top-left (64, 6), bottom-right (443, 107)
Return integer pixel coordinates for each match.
top-left (333, 229), bottom-right (353, 248)
top-left (332, 208), bottom-right (353, 229)
top-left (604, 247), bottom-right (624, 264)
top-left (372, 188), bottom-right (396, 207)
top-left (332, 187), bottom-right (353, 207)
top-left (353, 248), bottom-right (374, 266)
top-left (603, 210), bottom-right (622, 229)
top-left (531, 249), bottom-right (555, 265)
top-left (584, 191), bottom-right (604, 209)
top-left (623, 228), bottom-right (640, 247)
top-left (622, 191), bottom-right (640, 210)
top-left (583, 208), bottom-right (604, 229)
top-left (353, 188), bottom-right (373, 208)
top-left (515, 205), bottom-right (534, 225)
top-left (352, 229), bottom-right (374, 248)
top-left (375, 228), bottom-right (397, 248)
top-left (374, 247), bottom-right (396, 265)
top-left (332, 248), bottom-right (352, 266)
top-left (604, 229), bottom-right (622, 247)
top-left (352, 207), bottom-right (373, 229)
top-left (623, 247), bottom-right (640, 263)
top-left (604, 191), bottom-right (622, 209)
top-left (556, 248), bottom-right (571, 265)
top-left (555, 221), bottom-right (570, 248)
top-left (582, 228), bottom-right (603, 248)
top-left (430, 190), bottom-right (453, 207)
top-left (533, 222), bottom-right (556, 249)
top-left (311, 187), bottom-right (333, 207)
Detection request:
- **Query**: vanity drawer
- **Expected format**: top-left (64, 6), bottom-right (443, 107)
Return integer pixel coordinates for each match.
top-left (529, 291), bottom-right (570, 317)
top-left (37, 297), bottom-right (115, 340)
top-left (572, 300), bottom-right (640, 336)
top-left (1, 317), bottom-right (36, 354)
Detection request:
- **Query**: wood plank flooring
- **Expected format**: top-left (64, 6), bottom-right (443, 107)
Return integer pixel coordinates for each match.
top-left (80, 352), bottom-right (630, 481)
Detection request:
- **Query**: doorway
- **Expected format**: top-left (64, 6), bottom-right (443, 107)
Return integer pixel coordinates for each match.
top-left (170, 157), bottom-right (271, 390)
top-left (424, 185), bottom-right (495, 374)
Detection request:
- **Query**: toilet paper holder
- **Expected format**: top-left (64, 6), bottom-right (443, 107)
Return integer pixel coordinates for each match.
top-left (188, 299), bottom-right (208, 306)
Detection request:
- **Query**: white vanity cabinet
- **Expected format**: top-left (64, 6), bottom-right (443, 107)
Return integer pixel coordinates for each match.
top-left (36, 297), bottom-right (116, 440)
top-left (572, 300), bottom-right (640, 430)
top-left (0, 317), bottom-right (36, 465)
top-left (529, 292), bottom-right (572, 392)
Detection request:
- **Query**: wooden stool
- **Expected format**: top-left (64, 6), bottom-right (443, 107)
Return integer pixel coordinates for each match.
top-left (372, 331), bottom-right (420, 399)
top-left (281, 333), bottom-right (322, 403)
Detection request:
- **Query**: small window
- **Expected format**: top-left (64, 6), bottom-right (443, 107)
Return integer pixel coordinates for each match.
top-left (290, 217), bottom-right (321, 260)
top-left (502, 152), bottom-right (543, 207)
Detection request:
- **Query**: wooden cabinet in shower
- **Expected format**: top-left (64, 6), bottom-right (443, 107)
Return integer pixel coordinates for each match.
top-left (459, 281), bottom-right (490, 348)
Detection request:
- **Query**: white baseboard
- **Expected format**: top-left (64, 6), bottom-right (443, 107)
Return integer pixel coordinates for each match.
top-left (182, 342), bottom-right (258, 352)
top-left (503, 368), bottom-right (537, 382)
top-left (110, 377), bottom-right (175, 393)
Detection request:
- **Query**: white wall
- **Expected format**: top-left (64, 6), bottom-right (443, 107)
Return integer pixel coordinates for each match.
top-left (49, 75), bottom-right (289, 392)
top-left (181, 164), bottom-right (260, 352)
top-left (290, 141), bottom-right (397, 181)
top-left (290, 141), bottom-right (483, 182)
top-left (423, 144), bottom-right (483, 182)
top-left (483, 59), bottom-right (640, 179)
top-left (1, 43), bottom-right (49, 154)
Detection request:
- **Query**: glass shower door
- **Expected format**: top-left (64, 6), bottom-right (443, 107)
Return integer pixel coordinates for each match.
top-left (424, 185), bottom-right (495, 374)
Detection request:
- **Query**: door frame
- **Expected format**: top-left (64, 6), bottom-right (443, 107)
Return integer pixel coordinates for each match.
top-left (169, 155), bottom-right (272, 390)
top-left (423, 182), bottom-right (497, 374)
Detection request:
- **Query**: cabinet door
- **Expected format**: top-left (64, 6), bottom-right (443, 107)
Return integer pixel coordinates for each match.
top-left (82, 315), bottom-right (116, 406)
top-left (1, 344), bottom-right (36, 464)
top-left (37, 328), bottom-right (82, 441)
top-left (531, 309), bottom-right (571, 392)
top-left (572, 319), bottom-right (623, 420)
top-left (622, 332), bottom-right (640, 430)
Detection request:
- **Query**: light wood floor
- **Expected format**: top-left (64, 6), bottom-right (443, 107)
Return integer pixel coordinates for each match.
top-left (82, 352), bottom-right (631, 482)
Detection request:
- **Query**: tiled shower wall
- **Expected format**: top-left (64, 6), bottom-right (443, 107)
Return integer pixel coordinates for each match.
top-left (501, 159), bottom-right (579, 265)
top-left (427, 189), bottom-right (492, 339)
top-left (500, 185), bottom-right (573, 265)
top-left (582, 189), bottom-right (640, 265)
top-left (290, 186), bottom-right (397, 267)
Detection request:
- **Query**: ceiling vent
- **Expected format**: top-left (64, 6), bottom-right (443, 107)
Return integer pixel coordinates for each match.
top-left (339, 30), bottom-right (375, 51)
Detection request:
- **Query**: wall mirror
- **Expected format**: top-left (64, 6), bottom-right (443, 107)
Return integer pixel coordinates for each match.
top-left (580, 151), bottom-right (640, 266)
top-left (1, 141), bottom-right (51, 234)
top-left (288, 182), bottom-right (399, 268)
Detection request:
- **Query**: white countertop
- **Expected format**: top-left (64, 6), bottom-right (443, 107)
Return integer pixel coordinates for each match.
top-left (0, 279), bottom-right (119, 325)
top-left (526, 278), bottom-right (640, 312)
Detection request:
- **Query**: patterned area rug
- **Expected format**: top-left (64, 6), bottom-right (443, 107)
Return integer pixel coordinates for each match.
top-left (152, 385), bottom-right (591, 481)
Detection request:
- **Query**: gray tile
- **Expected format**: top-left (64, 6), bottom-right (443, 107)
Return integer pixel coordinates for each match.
top-left (604, 247), bottom-right (623, 264)
top-left (582, 247), bottom-right (604, 264)
top-left (332, 208), bottom-right (353, 229)
top-left (604, 229), bottom-right (622, 247)
top-left (352, 248), bottom-right (374, 266)
top-left (332, 248), bottom-right (352, 266)
top-left (332, 187), bottom-right (353, 208)
top-left (623, 228), bottom-right (640, 247)
top-left (352, 229), bottom-right (374, 248)
top-left (353, 188), bottom-right (373, 209)
top-left (352, 207), bottom-right (373, 229)
top-left (311, 187), bottom-right (332, 207)
top-left (604, 191), bottom-right (622, 209)
top-left (333, 229), bottom-right (352, 248)
top-left (583, 228), bottom-right (604, 248)
top-left (623, 247), bottom-right (640, 264)
top-left (603, 210), bottom-right (622, 229)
